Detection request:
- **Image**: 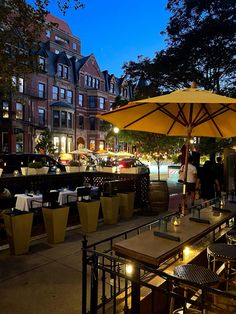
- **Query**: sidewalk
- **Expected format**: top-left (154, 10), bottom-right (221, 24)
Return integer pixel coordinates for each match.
top-left (0, 187), bottom-right (183, 314)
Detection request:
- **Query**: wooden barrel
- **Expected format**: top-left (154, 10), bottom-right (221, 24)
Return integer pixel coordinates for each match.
top-left (148, 180), bottom-right (169, 212)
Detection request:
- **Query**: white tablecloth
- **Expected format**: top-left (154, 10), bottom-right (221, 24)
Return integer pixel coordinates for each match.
top-left (58, 190), bottom-right (77, 205)
top-left (15, 194), bottom-right (42, 211)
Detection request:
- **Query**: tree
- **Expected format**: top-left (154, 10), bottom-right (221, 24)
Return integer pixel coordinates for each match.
top-left (119, 131), bottom-right (184, 180)
top-left (35, 129), bottom-right (56, 155)
top-left (0, 0), bottom-right (84, 95)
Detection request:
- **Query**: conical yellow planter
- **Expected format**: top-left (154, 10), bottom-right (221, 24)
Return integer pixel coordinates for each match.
top-left (42, 206), bottom-right (69, 244)
top-left (100, 196), bottom-right (120, 224)
top-left (78, 200), bottom-right (100, 233)
top-left (117, 192), bottom-right (135, 218)
top-left (3, 212), bottom-right (33, 255)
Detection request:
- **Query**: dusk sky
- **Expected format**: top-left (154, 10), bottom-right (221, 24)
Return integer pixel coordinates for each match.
top-left (46, 0), bottom-right (170, 77)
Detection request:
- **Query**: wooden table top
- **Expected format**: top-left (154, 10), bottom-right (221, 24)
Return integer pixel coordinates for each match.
top-left (113, 206), bottom-right (236, 267)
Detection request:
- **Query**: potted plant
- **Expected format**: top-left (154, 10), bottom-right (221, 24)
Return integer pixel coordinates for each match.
top-left (21, 161), bottom-right (49, 175)
top-left (65, 160), bottom-right (80, 173)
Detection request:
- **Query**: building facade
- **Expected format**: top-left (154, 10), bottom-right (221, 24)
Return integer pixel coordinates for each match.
top-left (0, 14), bottom-right (133, 155)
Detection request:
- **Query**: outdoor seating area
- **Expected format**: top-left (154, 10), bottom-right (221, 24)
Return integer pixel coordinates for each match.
top-left (82, 197), bottom-right (236, 313)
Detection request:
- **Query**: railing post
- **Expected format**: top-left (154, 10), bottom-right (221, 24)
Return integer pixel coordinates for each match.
top-left (131, 264), bottom-right (140, 314)
top-left (82, 236), bottom-right (88, 314)
top-left (90, 254), bottom-right (98, 314)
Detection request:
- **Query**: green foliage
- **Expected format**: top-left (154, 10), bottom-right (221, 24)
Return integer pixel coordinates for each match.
top-left (28, 161), bottom-right (43, 168)
top-left (68, 160), bottom-right (80, 166)
top-left (35, 129), bottom-right (56, 155)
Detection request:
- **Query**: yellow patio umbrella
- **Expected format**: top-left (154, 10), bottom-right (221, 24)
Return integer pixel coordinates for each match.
top-left (97, 83), bottom-right (236, 214)
top-left (115, 151), bottom-right (134, 158)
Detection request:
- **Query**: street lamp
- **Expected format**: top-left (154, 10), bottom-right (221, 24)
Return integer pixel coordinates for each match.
top-left (113, 127), bottom-right (119, 152)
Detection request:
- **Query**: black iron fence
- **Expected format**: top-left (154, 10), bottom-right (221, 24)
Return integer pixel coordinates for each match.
top-left (0, 172), bottom-right (149, 209)
top-left (82, 214), bottom-right (236, 314)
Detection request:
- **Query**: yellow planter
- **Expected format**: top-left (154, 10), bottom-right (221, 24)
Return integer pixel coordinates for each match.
top-left (42, 206), bottom-right (69, 244)
top-left (117, 192), bottom-right (135, 218)
top-left (100, 196), bottom-right (120, 224)
top-left (3, 212), bottom-right (33, 255)
top-left (78, 200), bottom-right (100, 233)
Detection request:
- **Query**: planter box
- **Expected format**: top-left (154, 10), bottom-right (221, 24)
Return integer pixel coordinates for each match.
top-left (21, 167), bottom-right (49, 175)
top-left (42, 206), bottom-right (69, 244)
top-left (120, 167), bottom-right (141, 174)
top-left (65, 166), bottom-right (79, 173)
top-left (3, 211), bottom-right (33, 255)
top-left (0, 168), bottom-right (3, 176)
top-left (79, 165), bottom-right (87, 172)
top-left (117, 192), bottom-right (135, 219)
top-left (97, 166), bottom-right (117, 173)
top-left (100, 196), bottom-right (120, 224)
top-left (78, 200), bottom-right (100, 232)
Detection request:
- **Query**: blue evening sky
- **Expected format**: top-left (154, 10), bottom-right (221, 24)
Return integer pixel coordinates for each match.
top-left (46, 0), bottom-right (170, 77)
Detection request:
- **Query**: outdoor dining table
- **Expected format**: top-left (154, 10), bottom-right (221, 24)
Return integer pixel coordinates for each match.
top-left (112, 205), bottom-right (236, 314)
top-left (15, 193), bottom-right (43, 212)
top-left (15, 189), bottom-right (77, 211)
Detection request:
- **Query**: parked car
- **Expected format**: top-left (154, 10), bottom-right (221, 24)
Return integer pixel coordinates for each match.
top-left (117, 158), bottom-right (150, 173)
top-left (0, 153), bottom-right (65, 175)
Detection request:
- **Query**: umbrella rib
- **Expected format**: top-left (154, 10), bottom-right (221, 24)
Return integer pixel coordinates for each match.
top-left (123, 107), bottom-right (161, 128)
top-left (197, 104), bottom-right (224, 137)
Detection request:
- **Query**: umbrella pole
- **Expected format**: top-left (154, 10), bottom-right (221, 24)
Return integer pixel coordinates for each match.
top-left (181, 135), bottom-right (190, 215)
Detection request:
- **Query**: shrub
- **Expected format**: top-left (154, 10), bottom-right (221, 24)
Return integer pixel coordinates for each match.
top-left (68, 160), bottom-right (80, 166)
top-left (28, 161), bottom-right (43, 168)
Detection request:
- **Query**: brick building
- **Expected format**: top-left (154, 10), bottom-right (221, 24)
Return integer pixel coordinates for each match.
top-left (0, 14), bottom-right (133, 154)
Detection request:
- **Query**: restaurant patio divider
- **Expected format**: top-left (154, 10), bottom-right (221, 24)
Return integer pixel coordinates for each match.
top-left (81, 211), bottom-right (236, 314)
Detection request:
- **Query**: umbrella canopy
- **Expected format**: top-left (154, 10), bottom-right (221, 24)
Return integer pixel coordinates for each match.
top-left (70, 148), bottom-right (92, 155)
top-left (115, 151), bottom-right (134, 158)
top-left (97, 86), bottom-right (236, 138)
top-left (97, 84), bottom-right (236, 214)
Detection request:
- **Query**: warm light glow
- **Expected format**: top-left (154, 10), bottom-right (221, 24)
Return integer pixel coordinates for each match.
top-left (183, 246), bottom-right (190, 257)
top-left (113, 126), bottom-right (119, 134)
top-left (126, 264), bottom-right (133, 275)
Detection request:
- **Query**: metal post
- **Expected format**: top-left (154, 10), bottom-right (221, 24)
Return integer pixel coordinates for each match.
top-left (82, 236), bottom-right (88, 314)
top-left (90, 254), bottom-right (98, 314)
top-left (131, 264), bottom-right (140, 314)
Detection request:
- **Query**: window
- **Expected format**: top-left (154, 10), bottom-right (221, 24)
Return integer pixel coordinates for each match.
top-left (92, 78), bottom-right (96, 88)
top-left (38, 83), bottom-right (45, 98)
top-left (79, 115), bottom-right (84, 129)
top-left (52, 86), bottom-right (59, 100)
top-left (89, 139), bottom-right (95, 151)
top-left (16, 132), bottom-right (23, 152)
top-left (12, 76), bottom-right (24, 93)
top-left (55, 35), bottom-right (68, 44)
top-left (58, 64), bottom-right (63, 77)
top-left (2, 101), bottom-right (9, 118)
top-left (57, 64), bottom-right (69, 79)
top-left (89, 116), bottom-right (96, 130)
top-left (110, 102), bottom-right (113, 111)
top-left (89, 96), bottom-right (95, 108)
top-left (78, 94), bottom-right (83, 107)
top-left (96, 79), bottom-right (100, 89)
top-left (67, 90), bottom-right (73, 104)
top-left (88, 76), bottom-right (92, 86)
top-left (68, 112), bottom-right (72, 128)
top-left (61, 111), bottom-right (67, 127)
top-left (18, 77), bottom-right (24, 93)
top-left (60, 88), bottom-right (66, 99)
top-left (110, 83), bottom-right (115, 93)
top-left (64, 66), bottom-right (69, 79)
top-left (16, 102), bottom-right (23, 120)
top-left (99, 119), bottom-right (105, 131)
top-left (72, 42), bottom-right (76, 50)
top-left (53, 110), bottom-right (60, 127)
top-left (39, 57), bottom-right (46, 71)
top-left (46, 30), bottom-right (50, 38)
top-left (99, 97), bottom-right (105, 110)
top-left (53, 137), bottom-right (59, 153)
top-left (38, 108), bottom-right (45, 125)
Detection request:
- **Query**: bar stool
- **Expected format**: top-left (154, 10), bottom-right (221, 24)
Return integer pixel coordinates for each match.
top-left (226, 229), bottom-right (236, 245)
top-left (207, 243), bottom-right (236, 290)
top-left (169, 264), bottom-right (219, 314)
